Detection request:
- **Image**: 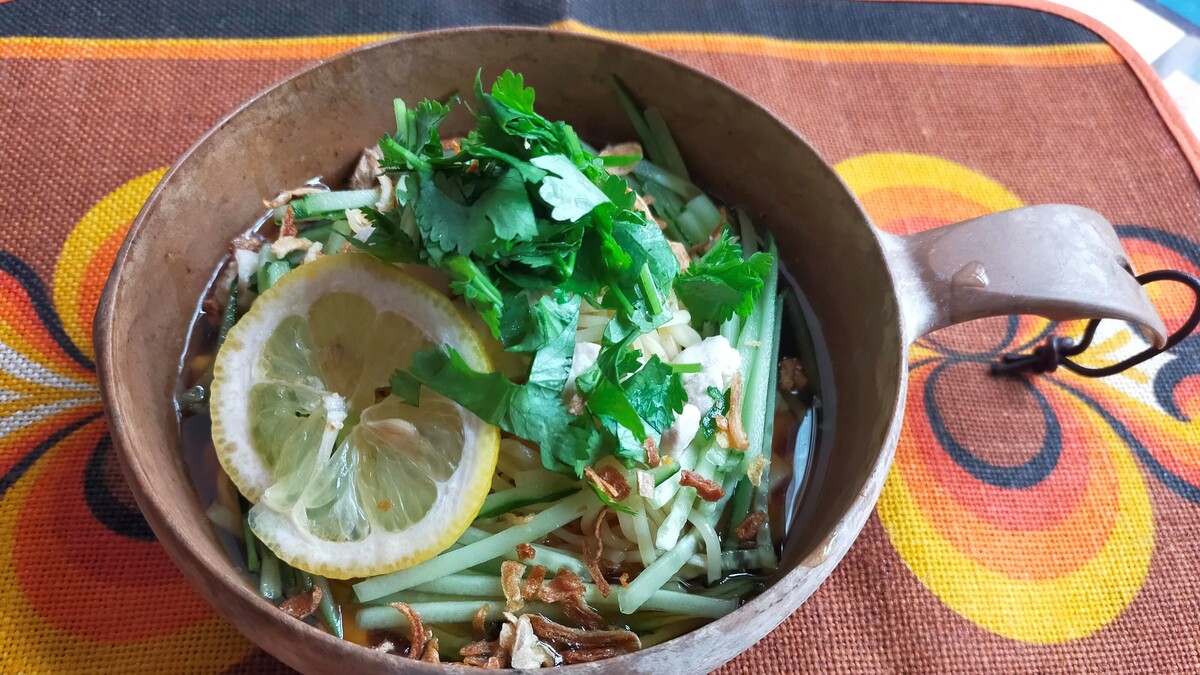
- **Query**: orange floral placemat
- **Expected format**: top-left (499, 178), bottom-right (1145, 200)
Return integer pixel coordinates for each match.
top-left (3, 1), bottom-right (1199, 672)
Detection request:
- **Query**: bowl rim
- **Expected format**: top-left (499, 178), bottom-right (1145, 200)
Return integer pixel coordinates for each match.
top-left (95, 24), bottom-right (906, 673)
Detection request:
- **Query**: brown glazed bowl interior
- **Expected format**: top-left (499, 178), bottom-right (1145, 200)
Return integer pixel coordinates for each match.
top-left (96, 28), bottom-right (903, 674)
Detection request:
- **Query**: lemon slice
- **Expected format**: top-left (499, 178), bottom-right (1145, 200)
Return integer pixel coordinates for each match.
top-left (210, 253), bottom-right (498, 579)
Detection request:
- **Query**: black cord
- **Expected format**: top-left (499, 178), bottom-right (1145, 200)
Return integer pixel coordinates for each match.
top-left (991, 270), bottom-right (1200, 378)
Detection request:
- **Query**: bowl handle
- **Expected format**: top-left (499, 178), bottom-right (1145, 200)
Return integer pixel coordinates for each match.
top-left (880, 204), bottom-right (1169, 348)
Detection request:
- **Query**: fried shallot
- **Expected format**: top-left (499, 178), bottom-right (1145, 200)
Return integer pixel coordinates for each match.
top-left (387, 601), bottom-right (428, 660)
top-left (278, 585), bottom-right (323, 620)
top-left (736, 511), bottom-right (768, 544)
top-left (521, 565), bottom-right (548, 600)
top-left (501, 560), bottom-right (526, 612)
top-left (680, 470), bottom-right (725, 502)
top-left (527, 615), bottom-right (640, 651)
top-left (583, 508), bottom-right (612, 598)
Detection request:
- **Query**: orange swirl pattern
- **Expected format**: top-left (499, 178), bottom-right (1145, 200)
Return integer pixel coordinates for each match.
top-left (0, 169), bottom-right (256, 672)
top-left (835, 152), bottom-right (1200, 644)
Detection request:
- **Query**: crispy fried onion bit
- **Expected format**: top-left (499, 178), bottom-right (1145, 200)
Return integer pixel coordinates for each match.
top-left (263, 186), bottom-right (324, 209)
top-left (680, 470), bottom-right (725, 502)
top-left (501, 612), bottom-right (558, 669)
top-left (460, 638), bottom-right (504, 668)
top-left (501, 560), bottom-right (526, 612)
top-left (746, 454), bottom-right (767, 488)
top-left (472, 603), bottom-right (491, 639)
top-left (643, 436), bottom-right (661, 468)
top-left (278, 585), bottom-right (323, 620)
top-left (521, 565), bottom-right (548, 600)
top-left (538, 569), bottom-right (606, 630)
top-left (583, 508), bottom-right (611, 598)
top-left (387, 601), bottom-right (434, 661)
top-left (716, 373), bottom-right (750, 451)
top-left (600, 142), bottom-right (642, 176)
top-left (422, 636), bottom-right (440, 663)
top-left (736, 511), bottom-right (768, 544)
top-left (585, 466), bottom-right (631, 502)
top-left (528, 615), bottom-right (641, 664)
top-left (462, 610), bottom-right (561, 671)
top-left (516, 543), bottom-right (536, 561)
top-left (779, 357), bottom-right (807, 392)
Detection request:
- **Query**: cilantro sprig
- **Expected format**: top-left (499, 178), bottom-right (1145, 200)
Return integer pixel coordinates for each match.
top-left (351, 70), bottom-right (772, 476)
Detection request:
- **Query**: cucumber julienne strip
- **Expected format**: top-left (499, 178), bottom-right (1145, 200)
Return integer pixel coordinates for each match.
top-left (619, 531), bottom-right (699, 614)
top-left (634, 159), bottom-right (700, 201)
top-left (276, 189), bottom-right (379, 221)
top-left (372, 573), bottom-right (737, 618)
top-left (750, 293), bottom-right (785, 571)
top-left (475, 485), bottom-right (578, 520)
top-left (644, 108), bottom-right (690, 180)
top-left (462, 526), bottom-right (590, 578)
top-left (353, 492), bottom-right (593, 602)
top-left (310, 575), bottom-right (343, 638)
top-left (611, 75), bottom-right (664, 167)
top-left (357, 601), bottom-right (560, 631)
top-left (259, 548), bottom-right (281, 601)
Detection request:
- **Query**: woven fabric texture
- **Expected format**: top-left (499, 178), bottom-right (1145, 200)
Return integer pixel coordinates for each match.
top-left (2, 0), bottom-right (1200, 672)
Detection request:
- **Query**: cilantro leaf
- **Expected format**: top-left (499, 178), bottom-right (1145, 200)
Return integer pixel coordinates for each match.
top-left (610, 209), bottom-right (678, 291)
top-left (344, 207), bottom-right (420, 263)
top-left (391, 347), bottom-right (515, 422)
top-left (674, 229), bottom-right (772, 323)
top-left (413, 172), bottom-right (481, 259)
top-left (395, 98), bottom-right (450, 154)
top-left (530, 155), bottom-right (610, 222)
top-left (699, 385), bottom-right (730, 439)
top-left (443, 256), bottom-right (504, 337)
top-left (500, 290), bottom-right (578, 354)
top-left (524, 292), bottom-right (580, 392)
top-left (586, 378), bottom-right (648, 465)
top-left (469, 168), bottom-right (537, 242)
top-left (622, 355), bottom-right (687, 434)
top-left (474, 70), bottom-right (561, 153)
top-left (392, 344), bottom-right (603, 475)
top-left (465, 145), bottom-right (548, 183)
top-left (491, 70), bottom-right (536, 115)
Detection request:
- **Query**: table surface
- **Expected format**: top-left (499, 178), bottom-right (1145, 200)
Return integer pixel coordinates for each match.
top-left (2, 1), bottom-right (1200, 673)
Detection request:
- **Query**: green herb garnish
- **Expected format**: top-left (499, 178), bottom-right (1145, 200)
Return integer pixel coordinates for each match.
top-left (348, 70), bottom-right (772, 477)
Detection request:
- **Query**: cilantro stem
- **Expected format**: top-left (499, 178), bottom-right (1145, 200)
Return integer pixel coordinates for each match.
top-left (606, 285), bottom-right (635, 316)
top-left (601, 153), bottom-right (642, 168)
top-left (393, 97), bottom-right (407, 139)
top-left (638, 263), bottom-right (664, 316)
top-left (668, 362), bottom-right (703, 374)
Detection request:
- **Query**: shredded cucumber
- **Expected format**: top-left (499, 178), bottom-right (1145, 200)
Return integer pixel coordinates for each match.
top-left (353, 492), bottom-right (592, 602)
top-left (278, 189), bottom-right (378, 221)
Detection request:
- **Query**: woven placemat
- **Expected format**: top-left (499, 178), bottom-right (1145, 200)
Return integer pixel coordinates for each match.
top-left (3, 1), bottom-right (1199, 672)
